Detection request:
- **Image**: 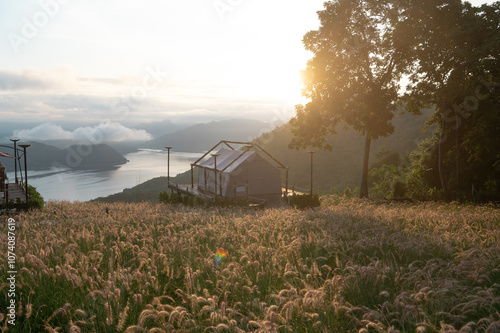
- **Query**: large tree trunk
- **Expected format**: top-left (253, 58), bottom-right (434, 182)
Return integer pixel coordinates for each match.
top-left (360, 134), bottom-right (371, 198)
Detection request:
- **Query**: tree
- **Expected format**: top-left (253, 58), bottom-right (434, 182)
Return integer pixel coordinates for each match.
top-left (402, 0), bottom-right (469, 195)
top-left (404, 1), bottom-right (500, 199)
top-left (289, 0), bottom-right (411, 198)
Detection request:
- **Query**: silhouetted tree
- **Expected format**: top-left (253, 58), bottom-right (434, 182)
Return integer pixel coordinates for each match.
top-left (404, 1), bottom-right (500, 199)
top-left (289, 0), bottom-right (412, 198)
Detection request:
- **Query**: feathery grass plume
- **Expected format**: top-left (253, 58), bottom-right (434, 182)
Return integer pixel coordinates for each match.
top-left (19, 267), bottom-right (35, 282)
top-left (152, 295), bottom-right (175, 306)
top-left (138, 309), bottom-right (158, 327)
top-left (132, 293), bottom-right (143, 306)
top-left (124, 325), bottom-right (147, 333)
top-left (68, 320), bottom-right (81, 333)
top-left (149, 328), bottom-right (167, 333)
top-left (44, 324), bottom-right (60, 333)
top-left (485, 321), bottom-right (500, 332)
top-left (74, 309), bottom-right (87, 319)
top-left (46, 303), bottom-right (70, 323)
top-left (25, 302), bottom-right (33, 319)
top-left (16, 298), bottom-right (23, 317)
top-left (86, 290), bottom-right (105, 300)
top-left (215, 323), bottom-right (230, 331)
top-left (168, 310), bottom-right (180, 326)
top-left (245, 320), bottom-right (261, 330)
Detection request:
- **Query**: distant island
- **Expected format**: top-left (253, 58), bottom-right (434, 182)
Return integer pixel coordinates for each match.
top-left (0, 142), bottom-right (128, 171)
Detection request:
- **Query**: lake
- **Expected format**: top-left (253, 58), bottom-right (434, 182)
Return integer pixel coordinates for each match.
top-left (6, 149), bottom-right (200, 202)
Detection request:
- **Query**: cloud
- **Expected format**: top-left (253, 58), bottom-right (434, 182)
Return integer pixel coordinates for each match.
top-left (12, 122), bottom-right (153, 142)
top-left (73, 122), bottom-right (153, 142)
top-left (13, 123), bottom-right (73, 141)
top-left (0, 93), bottom-right (126, 122)
top-left (0, 89), bottom-right (296, 125)
top-left (0, 67), bottom-right (77, 91)
top-left (0, 67), bottom-right (298, 126)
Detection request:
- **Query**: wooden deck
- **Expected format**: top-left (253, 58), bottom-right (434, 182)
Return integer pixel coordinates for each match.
top-left (1, 182), bottom-right (27, 204)
top-left (168, 183), bottom-right (287, 207)
top-left (168, 183), bottom-right (214, 200)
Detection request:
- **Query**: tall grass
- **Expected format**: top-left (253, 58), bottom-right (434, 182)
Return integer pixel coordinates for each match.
top-left (0, 197), bottom-right (499, 332)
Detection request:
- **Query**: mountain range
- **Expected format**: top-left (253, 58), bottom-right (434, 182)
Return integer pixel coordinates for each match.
top-left (144, 119), bottom-right (272, 152)
top-left (133, 119), bottom-right (186, 138)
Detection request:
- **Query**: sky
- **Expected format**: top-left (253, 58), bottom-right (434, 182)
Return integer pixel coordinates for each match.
top-left (0, 0), bottom-right (496, 141)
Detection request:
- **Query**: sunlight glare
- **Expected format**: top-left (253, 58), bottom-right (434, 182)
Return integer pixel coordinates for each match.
top-left (229, 59), bottom-right (306, 105)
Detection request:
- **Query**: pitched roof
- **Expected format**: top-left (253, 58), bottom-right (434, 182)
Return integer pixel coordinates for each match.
top-left (198, 148), bottom-right (257, 173)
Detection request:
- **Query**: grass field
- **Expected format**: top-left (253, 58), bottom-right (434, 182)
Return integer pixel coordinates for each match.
top-left (1, 197), bottom-right (499, 332)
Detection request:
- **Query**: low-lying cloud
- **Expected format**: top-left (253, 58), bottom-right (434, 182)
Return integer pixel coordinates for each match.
top-left (12, 122), bottom-right (153, 142)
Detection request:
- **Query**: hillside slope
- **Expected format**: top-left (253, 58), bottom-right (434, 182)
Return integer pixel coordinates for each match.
top-left (145, 119), bottom-right (272, 152)
top-left (93, 170), bottom-right (195, 203)
top-left (255, 109), bottom-right (434, 192)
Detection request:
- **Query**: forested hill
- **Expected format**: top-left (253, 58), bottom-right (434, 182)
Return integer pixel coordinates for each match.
top-left (254, 109), bottom-right (434, 193)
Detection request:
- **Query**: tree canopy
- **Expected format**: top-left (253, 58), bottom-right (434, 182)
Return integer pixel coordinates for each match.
top-left (290, 0), bottom-right (500, 201)
top-left (290, 0), bottom-right (411, 197)
top-left (404, 1), bottom-right (500, 200)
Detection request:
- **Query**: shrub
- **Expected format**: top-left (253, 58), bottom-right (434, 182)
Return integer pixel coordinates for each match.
top-left (289, 193), bottom-right (320, 209)
top-left (393, 181), bottom-right (407, 199)
top-left (28, 185), bottom-right (45, 210)
top-left (159, 191), bottom-right (205, 206)
top-left (158, 191), bottom-right (170, 203)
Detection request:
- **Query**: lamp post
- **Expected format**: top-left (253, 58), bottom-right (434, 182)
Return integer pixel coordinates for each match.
top-left (165, 146), bottom-right (172, 188)
top-left (190, 164), bottom-right (194, 189)
top-left (308, 150), bottom-right (316, 196)
top-left (19, 144), bottom-right (31, 203)
top-left (10, 139), bottom-right (19, 183)
top-left (211, 153), bottom-right (219, 202)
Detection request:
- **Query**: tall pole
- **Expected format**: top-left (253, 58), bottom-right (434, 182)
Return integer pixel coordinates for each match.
top-left (308, 150), bottom-right (316, 196)
top-left (211, 153), bottom-right (219, 202)
top-left (10, 139), bottom-right (19, 183)
top-left (285, 168), bottom-right (289, 197)
top-left (165, 146), bottom-right (172, 188)
top-left (19, 144), bottom-right (31, 203)
top-left (190, 164), bottom-right (194, 188)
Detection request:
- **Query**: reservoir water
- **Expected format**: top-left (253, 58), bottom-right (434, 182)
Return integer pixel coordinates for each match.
top-left (6, 149), bottom-right (200, 202)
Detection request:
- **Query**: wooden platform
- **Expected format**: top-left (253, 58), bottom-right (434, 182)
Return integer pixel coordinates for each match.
top-left (168, 183), bottom-right (287, 208)
top-left (168, 183), bottom-right (214, 200)
top-left (1, 182), bottom-right (27, 204)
